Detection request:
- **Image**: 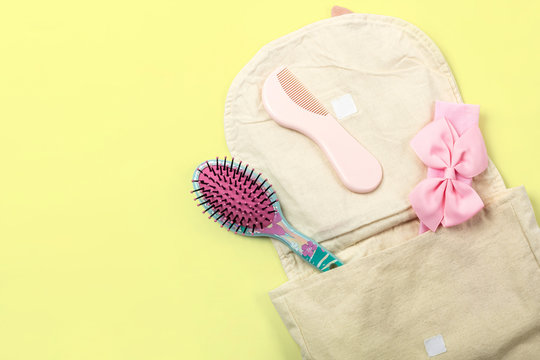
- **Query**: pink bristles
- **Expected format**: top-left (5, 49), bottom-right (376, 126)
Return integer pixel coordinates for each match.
top-left (192, 158), bottom-right (278, 234)
top-left (276, 68), bottom-right (329, 116)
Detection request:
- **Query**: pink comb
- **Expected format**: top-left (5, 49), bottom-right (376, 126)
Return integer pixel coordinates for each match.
top-left (262, 66), bottom-right (382, 193)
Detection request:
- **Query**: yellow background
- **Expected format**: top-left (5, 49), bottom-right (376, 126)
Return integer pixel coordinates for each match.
top-left (0, 1), bottom-right (538, 359)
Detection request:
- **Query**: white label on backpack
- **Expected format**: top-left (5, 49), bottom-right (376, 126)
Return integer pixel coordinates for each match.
top-left (424, 334), bottom-right (447, 357)
top-left (331, 93), bottom-right (357, 119)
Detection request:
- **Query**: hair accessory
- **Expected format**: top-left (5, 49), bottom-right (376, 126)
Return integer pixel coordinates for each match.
top-left (409, 101), bottom-right (489, 233)
top-left (192, 157), bottom-right (343, 272)
top-left (261, 66), bottom-right (382, 193)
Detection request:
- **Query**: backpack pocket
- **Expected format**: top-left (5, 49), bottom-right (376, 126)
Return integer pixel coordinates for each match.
top-left (270, 187), bottom-right (540, 360)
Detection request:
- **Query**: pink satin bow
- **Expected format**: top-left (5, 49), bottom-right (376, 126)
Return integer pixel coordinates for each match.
top-left (409, 101), bottom-right (489, 233)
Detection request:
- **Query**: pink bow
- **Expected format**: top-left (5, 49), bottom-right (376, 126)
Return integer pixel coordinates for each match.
top-left (409, 101), bottom-right (488, 233)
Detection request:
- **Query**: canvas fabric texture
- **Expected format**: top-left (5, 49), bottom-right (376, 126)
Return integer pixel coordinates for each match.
top-left (224, 13), bottom-right (540, 359)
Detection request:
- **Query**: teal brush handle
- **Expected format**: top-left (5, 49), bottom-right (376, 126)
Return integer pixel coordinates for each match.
top-left (259, 210), bottom-right (343, 272)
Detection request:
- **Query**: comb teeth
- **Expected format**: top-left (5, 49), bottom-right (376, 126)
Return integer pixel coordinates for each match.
top-left (276, 68), bottom-right (329, 116)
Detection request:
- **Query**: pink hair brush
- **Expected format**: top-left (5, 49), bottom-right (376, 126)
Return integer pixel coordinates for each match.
top-left (262, 66), bottom-right (382, 193)
top-left (192, 157), bottom-right (342, 272)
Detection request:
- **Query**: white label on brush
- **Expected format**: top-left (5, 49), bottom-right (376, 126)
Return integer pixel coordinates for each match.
top-left (424, 334), bottom-right (447, 357)
top-left (331, 93), bottom-right (357, 119)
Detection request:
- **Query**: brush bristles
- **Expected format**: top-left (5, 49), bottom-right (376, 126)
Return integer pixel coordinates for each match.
top-left (192, 157), bottom-right (278, 235)
top-left (276, 68), bottom-right (329, 116)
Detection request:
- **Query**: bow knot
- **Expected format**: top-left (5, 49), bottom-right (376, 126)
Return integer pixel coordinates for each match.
top-left (443, 167), bottom-right (456, 180)
top-left (409, 102), bottom-right (488, 233)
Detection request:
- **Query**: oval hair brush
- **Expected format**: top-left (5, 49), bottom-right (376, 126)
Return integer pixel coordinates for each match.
top-left (262, 66), bottom-right (382, 193)
top-left (192, 157), bottom-right (343, 272)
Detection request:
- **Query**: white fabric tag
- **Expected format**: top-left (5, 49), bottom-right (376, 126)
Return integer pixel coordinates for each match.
top-left (331, 93), bottom-right (357, 119)
top-left (424, 334), bottom-right (447, 357)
